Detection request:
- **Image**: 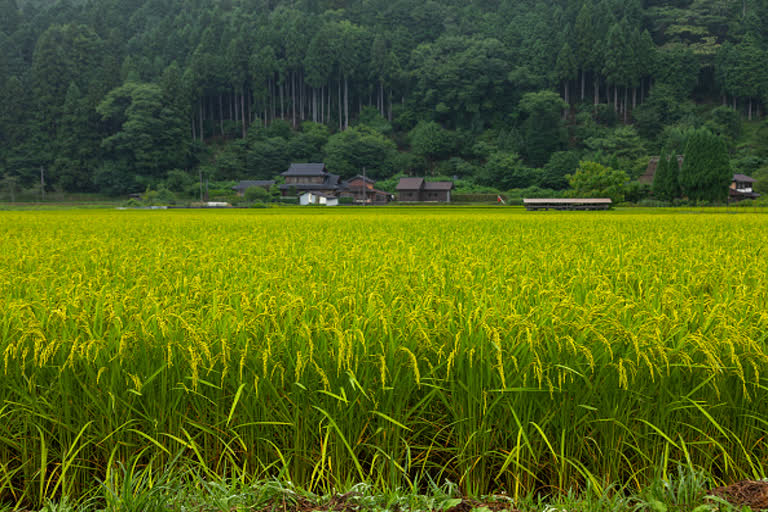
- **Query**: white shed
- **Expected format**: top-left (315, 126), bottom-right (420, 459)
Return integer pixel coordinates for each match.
top-left (299, 192), bottom-right (338, 206)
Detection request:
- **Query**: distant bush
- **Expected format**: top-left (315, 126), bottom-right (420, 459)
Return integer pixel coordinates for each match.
top-left (244, 186), bottom-right (269, 202)
top-left (506, 186), bottom-right (562, 199)
top-left (637, 199), bottom-right (672, 207)
top-left (164, 169), bottom-right (195, 193)
top-left (452, 194), bottom-right (504, 203)
top-left (122, 198), bottom-right (142, 207)
top-left (142, 186), bottom-right (176, 205)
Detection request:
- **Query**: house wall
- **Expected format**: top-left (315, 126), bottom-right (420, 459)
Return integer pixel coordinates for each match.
top-left (398, 191), bottom-right (421, 201)
top-left (286, 176), bottom-right (325, 184)
top-left (424, 190), bottom-right (451, 202)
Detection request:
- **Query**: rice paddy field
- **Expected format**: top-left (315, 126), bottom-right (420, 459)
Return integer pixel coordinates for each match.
top-left (1, 207), bottom-right (768, 509)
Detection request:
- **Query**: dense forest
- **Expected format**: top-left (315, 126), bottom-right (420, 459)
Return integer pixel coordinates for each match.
top-left (2, 0), bottom-right (768, 202)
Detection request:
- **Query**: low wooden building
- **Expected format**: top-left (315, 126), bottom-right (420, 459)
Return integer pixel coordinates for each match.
top-left (396, 177), bottom-right (454, 202)
top-left (524, 198), bottom-right (612, 211)
top-left (339, 175), bottom-right (390, 204)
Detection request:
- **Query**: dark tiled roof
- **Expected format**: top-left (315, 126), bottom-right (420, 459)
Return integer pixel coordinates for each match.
top-left (232, 180), bottom-right (275, 191)
top-left (424, 181), bottom-right (454, 191)
top-left (396, 177), bottom-right (424, 190)
top-left (733, 174), bottom-right (756, 183)
top-left (281, 163), bottom-right (327, 176)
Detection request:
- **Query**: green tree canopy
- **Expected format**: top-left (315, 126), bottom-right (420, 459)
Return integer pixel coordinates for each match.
top-left (652, 150), bottom-right (680, 202)
top-left (409, 121), bottom-right (456, 174)
top-left (679, 128), bottom-right (732, 202)
top-left (568, 160), bottom-right (628, 203)
top-left (323, 125), bottom-right (397, 179)
top-left (519, 90), bottom-right (567, 167)
top-left (97, 81), bottom-right (187, 187)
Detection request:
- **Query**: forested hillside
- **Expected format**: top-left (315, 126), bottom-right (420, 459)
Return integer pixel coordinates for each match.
top-left (2, 0), bottom-right (768, 200)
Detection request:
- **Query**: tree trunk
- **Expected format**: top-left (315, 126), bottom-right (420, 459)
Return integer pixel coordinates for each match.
top-left (564, 81), bottom-right (569, 105)
top-left (581, 70), bottom-right (585, 100)
top-left (311, 88), bottom-right (316, 122)
top-left (299, 72), bottom-right (304, 121)
top-left (291, 71), bottom-right (296, 127)
top-left (241, 92), bottom-right (246, 138)
top-left (623, 86), bottom-right (628, 123)
top-left (271, 78), bottom-right (276, 121)
top-left (388, 88), bottom-right (392, 122)
top-left (247, 89), bottom-right (251, 124)
top-left (338, 79), bottom-right (342, 131)
top-left (594, 77), bottom-right (599, 106)
top-left (279, 78), bottom-right (284, 119)
top-left (199, 102), bottom-right (204, 142)
top-left (191, 117), bottom-right (196, 140)
top-left (632, 87), bottom-right (637, 110)
top-left (748, 98), bottom-right (753, 120)
top-left (382, 83), bottom-right (385, 115)
top-left (344, 75), bottom-right (349, 129)
top-left (219, 95), bottom-right (224, 135)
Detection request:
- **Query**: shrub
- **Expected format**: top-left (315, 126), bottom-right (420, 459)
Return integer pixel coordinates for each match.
top-left (244, 186), bottom-right (269, 202)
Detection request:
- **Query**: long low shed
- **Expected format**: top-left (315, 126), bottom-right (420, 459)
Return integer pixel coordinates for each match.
top-left (524, 198), bottom-right (612, 211)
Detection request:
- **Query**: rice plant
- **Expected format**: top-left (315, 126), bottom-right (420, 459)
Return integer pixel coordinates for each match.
top-left (1, 208), bottom-right (767, 507)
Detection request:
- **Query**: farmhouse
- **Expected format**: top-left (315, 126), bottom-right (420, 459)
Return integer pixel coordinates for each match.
top-left (339, 175), bottom-right (391, 204)
top-left (231, 180), bottom-right (275, 196)
top-left (279, 163), bottom-right (341, 197)
top-left (730, 174), bottom-right (761, 201)
top-left (642, 157), bottom-right (761, 201)
top-left (396, 177), bottom-right (454, 202)
top-left (523, 198), bottom-right (612, 211)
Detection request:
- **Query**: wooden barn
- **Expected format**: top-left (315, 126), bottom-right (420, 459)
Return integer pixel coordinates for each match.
top-left (396, 177), bottom-right (454, 202)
